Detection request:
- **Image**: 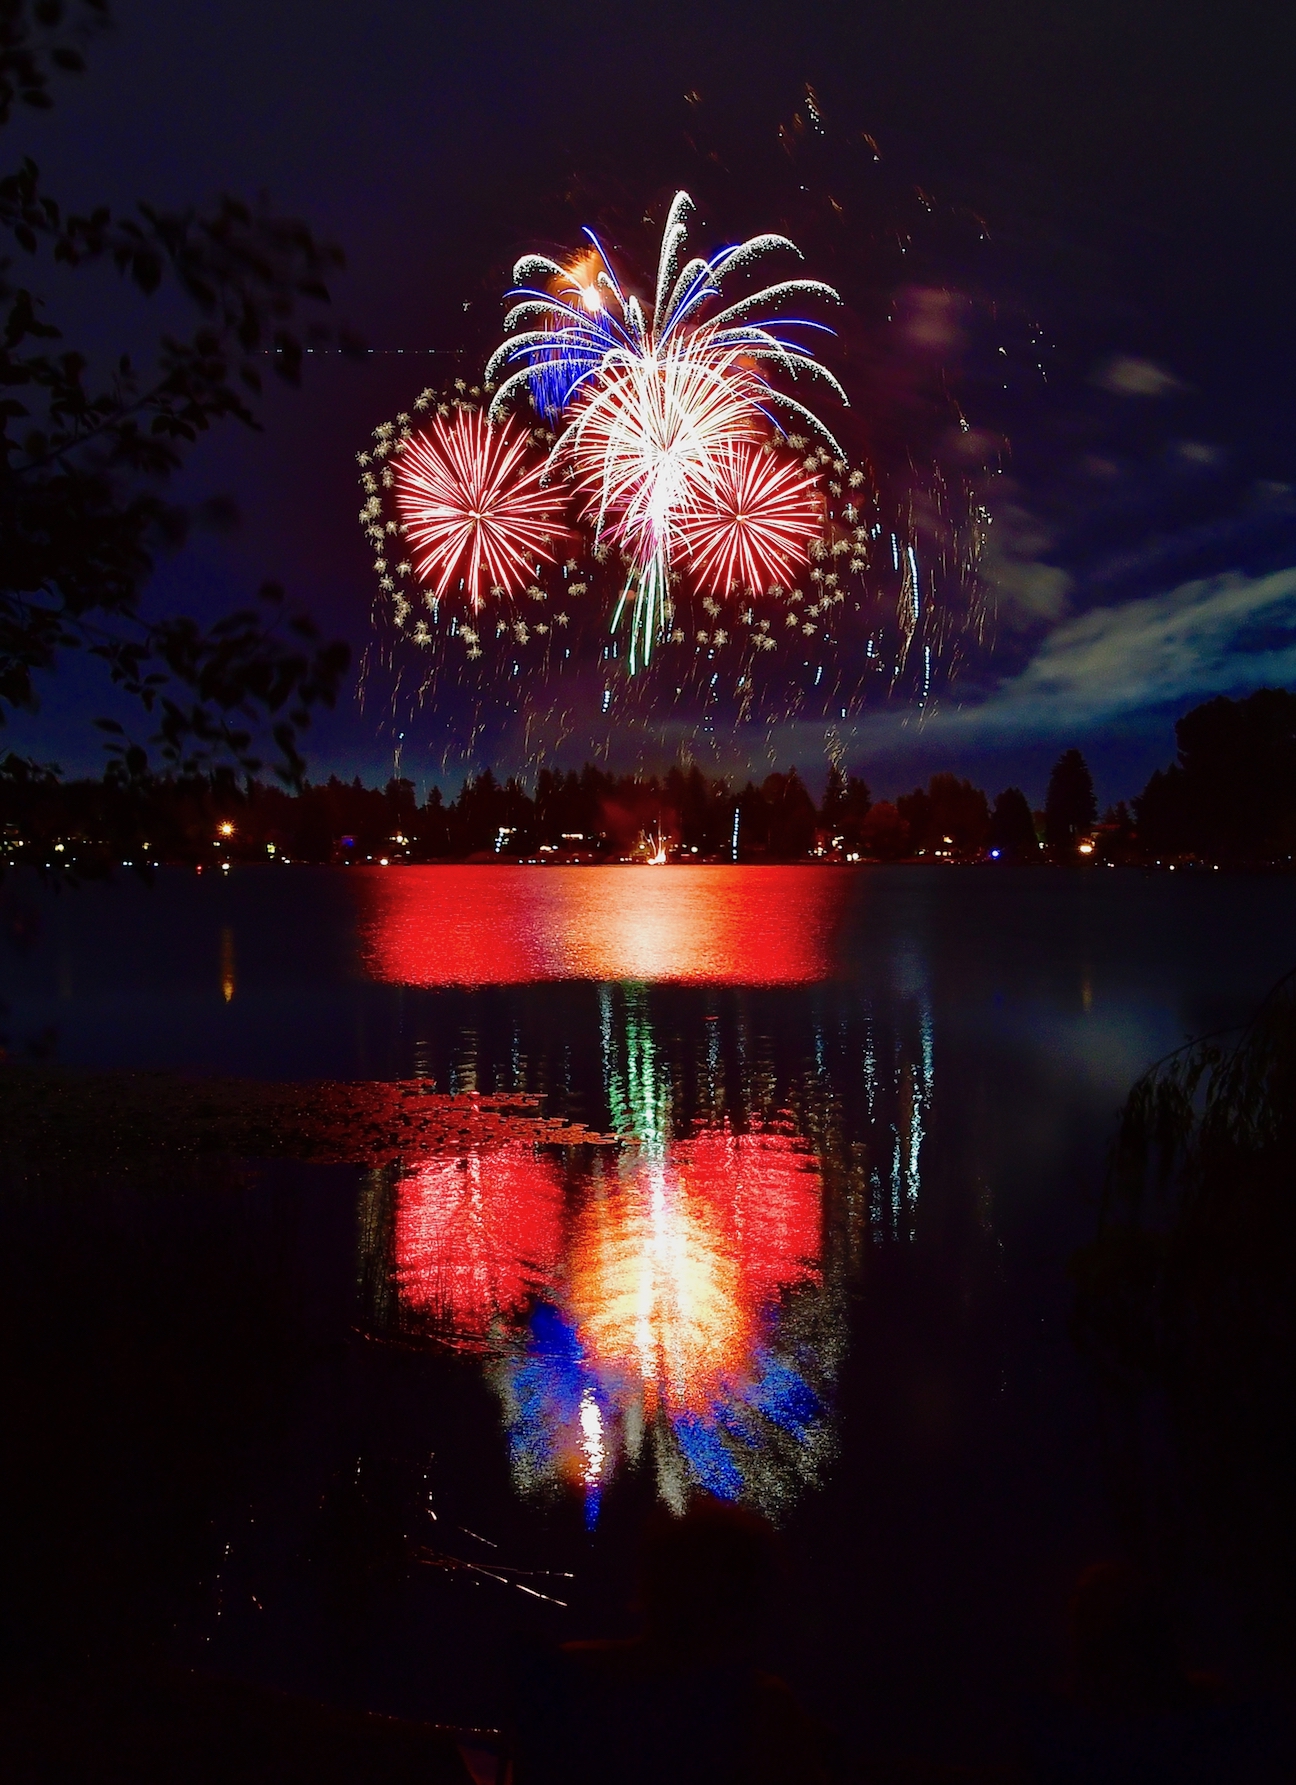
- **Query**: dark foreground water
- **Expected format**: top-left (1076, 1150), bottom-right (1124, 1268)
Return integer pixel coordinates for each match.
top-left (3, 864), bottom-right (1294, 1767)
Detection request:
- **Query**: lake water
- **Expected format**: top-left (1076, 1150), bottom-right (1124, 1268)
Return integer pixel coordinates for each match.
top-left (3, 864), bottom-right (1294, 1766)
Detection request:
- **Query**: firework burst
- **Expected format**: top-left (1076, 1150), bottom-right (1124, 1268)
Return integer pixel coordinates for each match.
top-left (485, 192), bottom-right (847, 666)
top-left (394, 407), bottom-right (567, 610)
top-left (358, 108), bottom-right (1005, 769)
top-left (563, 342), bottom-right (767, 667)
top-left (677, 443), bottom-right (825, 596)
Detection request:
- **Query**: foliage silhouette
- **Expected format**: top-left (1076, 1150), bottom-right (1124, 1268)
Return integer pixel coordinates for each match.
top-left (818, 762), bottom-right (872, 853)
top-left (0, 0), bottom-right (351, 785)
top-left (1136, 688), bottom-right (1296, 866)
top-left (1044, 748), bottom-right (1096, 856)
top-left (988, 786), bottom-right (1038, 860)
top-left (1073, 969), bottom-right (1296, 1644)
top-left (898, 772), bottom-right (990, 856)
top-left (0, 0), bottom-right (108, 125)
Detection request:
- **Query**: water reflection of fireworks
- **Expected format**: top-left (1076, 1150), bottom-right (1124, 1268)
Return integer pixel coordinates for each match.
top-left (381, 1120), bottom-right (837, 1523)
top-left (497, 1126), bottom-right (836, 1522)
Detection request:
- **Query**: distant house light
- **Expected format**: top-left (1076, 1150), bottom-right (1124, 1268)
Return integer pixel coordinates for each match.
top-left (990, 848), bottom-right (1001, 859)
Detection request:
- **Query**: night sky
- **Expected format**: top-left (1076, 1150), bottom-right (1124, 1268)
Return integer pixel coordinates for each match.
top-left (8, 0), bottom-right (1296, 805)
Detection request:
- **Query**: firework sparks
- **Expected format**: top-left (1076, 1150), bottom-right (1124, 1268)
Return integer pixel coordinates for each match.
top-left (487, 194), bottom-right (847, 445)
top-left (564, 342), bottom-right (767, 668)
top-left (394, 408), bottom-right (567, 610)
top-left (358, 136), bottom-right (1000, 748)
top-left (677, 443), bottom-right (825, 597)
top-left (485, 192), bottom-right (846, 667)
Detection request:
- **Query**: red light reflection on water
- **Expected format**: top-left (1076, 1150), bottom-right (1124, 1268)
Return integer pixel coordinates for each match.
top-left (394, 1143), bottom-right (565, 1337)
top-left (357, 865), bottom-right (845, 985)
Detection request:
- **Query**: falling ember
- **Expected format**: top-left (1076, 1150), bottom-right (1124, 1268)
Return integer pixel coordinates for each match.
top-left (394, 408), bottom-right (567, 609)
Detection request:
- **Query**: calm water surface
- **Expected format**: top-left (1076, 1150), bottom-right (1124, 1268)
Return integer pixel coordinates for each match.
top-left (4, 864), bottom-right (1294, 1762)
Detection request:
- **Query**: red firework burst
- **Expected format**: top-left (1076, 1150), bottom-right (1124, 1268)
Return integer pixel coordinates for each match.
top-left (394, 408), bottom-right (567, 608)
top-left (677, 443), bottom-right (824, 596)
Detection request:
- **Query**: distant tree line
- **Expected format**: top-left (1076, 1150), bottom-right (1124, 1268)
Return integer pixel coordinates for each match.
top-left (3, 688), bottom-right (1293, 872)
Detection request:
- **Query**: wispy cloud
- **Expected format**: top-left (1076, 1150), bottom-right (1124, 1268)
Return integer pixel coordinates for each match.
top-left (978, 500), bottom-right (1072, 629)
top-left (639, 566), bottom-right (1296, 784)
top-left (936, 564), bottom-right (1296, 738)
top-left (1093, 353), bottom-right (1185, 398)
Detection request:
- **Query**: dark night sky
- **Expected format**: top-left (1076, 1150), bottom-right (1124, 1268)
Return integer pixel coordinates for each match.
top-left (7, 0), bottom-right (1296, 803)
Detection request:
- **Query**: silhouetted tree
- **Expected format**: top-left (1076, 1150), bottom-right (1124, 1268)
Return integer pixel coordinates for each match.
top-left (451, 769), bottom-right (508, 855)
top-left (929, 772), bottom-right (990, 855)
top-left (895, 784), bottom-right (932, 851)
top-left (732, 780), bottom-right (767, 858)
top-left (897, 772), bottom-right (989, 856)
top-left (1, 1), bottom-right (351, 784)
top-left (1136, 689), bottom-right (1296, 864)
top-left (762, 768), bottom-right (817, 858)
top-left (858, 800), bottom-right (908, 860)
top-left (384, 776), bottom-right (417, 830)
top-left (1045, 749), bottom-right (1097, 856)
top-left (820, 764), bottom-right (872, 851)
top-left (1095, 799), bottom-right (1138, 864)
top-left (989, 787), bottom-right (1039, 860)
top-left (665, 763), bottom-right (731, 855)
top-left (420, 784), bottom-right (450, 856)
